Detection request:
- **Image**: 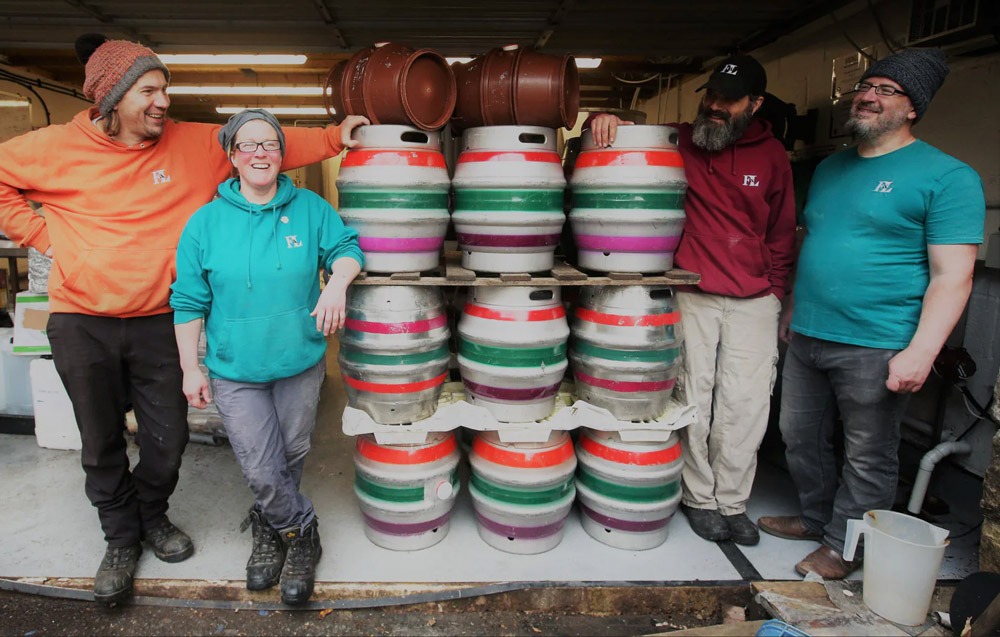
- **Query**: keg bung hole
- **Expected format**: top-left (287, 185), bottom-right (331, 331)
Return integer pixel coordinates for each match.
top-left (604, 528), bottom-right (612, 534)
top-left (401, 131), bottom-right (429, 144)
top-left (650, 288), bottom-right (673, 300)
top-left (529, 290), bottom-right (554, 301)
top-left (507, 536), bottom-right (515, 541)
top-left (603, 251), bottom-right (611, 257)
top-left (518, 133), bottom-right (547, 145)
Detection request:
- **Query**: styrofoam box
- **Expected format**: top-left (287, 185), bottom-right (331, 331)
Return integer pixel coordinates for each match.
top-left (0, 327), bottom-right (35, 415)
top-left (13, 292), bottom-right (51, 355)
top-left (29, 358), bottom-right (81, 450)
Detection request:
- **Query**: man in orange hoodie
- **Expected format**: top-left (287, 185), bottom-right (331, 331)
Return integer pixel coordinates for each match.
top-left (0, 34), bottom-right (367, 604)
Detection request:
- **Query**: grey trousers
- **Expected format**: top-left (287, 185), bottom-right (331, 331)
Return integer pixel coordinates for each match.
top-left (778, 334), bottom-right (910, 552)
top-left (212, 359), bottom-right (326, 531)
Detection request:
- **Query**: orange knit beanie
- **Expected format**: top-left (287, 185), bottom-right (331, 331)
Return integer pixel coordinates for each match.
top-left (76, 33), bottom-right (170, 117)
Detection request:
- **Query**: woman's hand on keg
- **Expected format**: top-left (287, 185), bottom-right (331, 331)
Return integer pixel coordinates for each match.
top-left (312, 285), bottom-right (348, 335)
top-left (340, 116), bottom-right (371, 149)
top-left (182, 367), bottom-right (211, 409)
top-left (590, 113), bottom-right (632, 148)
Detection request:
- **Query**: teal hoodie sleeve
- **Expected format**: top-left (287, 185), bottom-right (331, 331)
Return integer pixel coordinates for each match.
top-left (317, 195), bottom-right (364, 272)
top-left (170, 209), bottom-right (213, 324)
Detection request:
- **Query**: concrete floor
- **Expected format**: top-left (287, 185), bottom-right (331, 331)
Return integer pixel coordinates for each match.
top-left (0, 353), bottom-right (983, 589)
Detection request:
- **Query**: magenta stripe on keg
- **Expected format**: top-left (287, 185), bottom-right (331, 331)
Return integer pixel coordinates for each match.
top-left (578, 502), bottom-right (672, 533)
top-left (474, 511), bottom-right (566, 539)
top-left (575, 235), bottom-right (682, 252)
top-left (456, 233), bottom-right (562, 248)
top-left (359, 236), bottom-right (445, 252)
top-left (361, 511), bottom-right (452, 536)
top-left (463, 379), bottom-right (562, 401)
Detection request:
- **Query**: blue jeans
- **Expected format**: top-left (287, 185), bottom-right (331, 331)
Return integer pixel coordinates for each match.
top-left (212, 359), bottom-right (326, 531)
top-left (778, 334), bottom-right (910, 552)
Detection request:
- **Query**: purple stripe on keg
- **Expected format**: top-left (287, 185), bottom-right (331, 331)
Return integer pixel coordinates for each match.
top-left (578, 502), bottom-right (672, 532)
top-left (575, 234), bottom-right (682, 252)
top-left (463, 379), bottom-right (563, 401)
top-left (457, 233), bottom-right (562, 248)
top-left (362, 511), bottom-right (452, 536)
top-left (359, 236), bottom-right (445, 252)
top-left (474, 511), bottom-right (565, 539)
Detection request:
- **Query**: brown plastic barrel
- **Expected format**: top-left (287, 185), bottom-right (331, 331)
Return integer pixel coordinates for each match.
top-left (451, 56), bottom-right (488, 130)
top-left (513, 51), bottom-right (579, 130)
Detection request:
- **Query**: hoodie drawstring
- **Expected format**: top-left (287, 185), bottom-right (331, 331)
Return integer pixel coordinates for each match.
top-left (246, 206), bottom-right (254, 288)
top-left (272, 203), bottom-right (283, 272)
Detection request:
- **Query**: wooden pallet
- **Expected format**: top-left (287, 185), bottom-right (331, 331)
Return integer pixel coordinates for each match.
top-left (353, 252), bottom-right (701, 287)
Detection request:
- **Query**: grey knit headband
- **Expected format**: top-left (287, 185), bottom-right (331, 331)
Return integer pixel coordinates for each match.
top-left (217, 109), bottom-right (286, 154)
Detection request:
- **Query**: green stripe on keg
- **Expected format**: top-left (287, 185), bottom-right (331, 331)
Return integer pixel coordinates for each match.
top-left (577, 467), bottom-right (680, 503)
top-left (355, 470), bottom-right (458, 503)
top-left (459, 339), bottom-right (566, 367)
top-left (471, 473), bottom-right (573, 505)
top-left (572, 341), bottom-right (679, 364)
top-left (572, 191), bottom-right (685, 210)
top-left (341, 345), bottom-right (449, 367)
top-left (339, 191), bottom-right (449, 209)
top-left (454, 189), bottom-right (563, 212)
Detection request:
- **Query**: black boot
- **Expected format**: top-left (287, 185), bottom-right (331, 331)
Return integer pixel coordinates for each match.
top-left (279, 518), bottom-right (322, 605)
top-left (142, 517), bottom-right (194, 563)
top-left (93, 544), bottom-right (142, 605)
top-left (241, 507), bottom-right (285, 591)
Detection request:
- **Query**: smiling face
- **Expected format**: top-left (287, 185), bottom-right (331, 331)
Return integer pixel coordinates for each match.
top-left (846, 76), bottom-right (915, 143)
top-left (231, 119), bottom-right (283, 201)
top-left (113, 69), bottom-right (169, 146)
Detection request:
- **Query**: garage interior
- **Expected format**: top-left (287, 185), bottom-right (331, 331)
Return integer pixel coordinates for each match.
top-left (1, 0), bottom-right (999, 632)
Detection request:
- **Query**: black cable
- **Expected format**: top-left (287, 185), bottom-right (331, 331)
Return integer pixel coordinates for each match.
top-left (20, 84), bottom-right (51, 126)
top-left (827, 10), bottom-right (875, 60)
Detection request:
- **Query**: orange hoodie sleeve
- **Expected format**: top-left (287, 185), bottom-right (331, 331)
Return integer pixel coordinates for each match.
top-left (0, 128), bottom-right (53, 252)
top-left (279, 123), bottom-right (349, 171)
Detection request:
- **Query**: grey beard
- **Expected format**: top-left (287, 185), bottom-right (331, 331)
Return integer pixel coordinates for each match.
top-left (845, 103), bottom-right (909, 143)
top-left (691, 106), bottom-right (754, 152)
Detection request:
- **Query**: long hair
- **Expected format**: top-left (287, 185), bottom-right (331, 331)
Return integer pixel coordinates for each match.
top-left (101, 110), bottom-right (121, 138)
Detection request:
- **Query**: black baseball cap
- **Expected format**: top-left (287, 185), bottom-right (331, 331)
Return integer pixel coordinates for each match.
top-left (697, 54), bottom-right (767, 99)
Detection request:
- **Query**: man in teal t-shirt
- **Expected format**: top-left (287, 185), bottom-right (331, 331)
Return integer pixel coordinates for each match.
top-left (758, 48), bottom-right (985, 579)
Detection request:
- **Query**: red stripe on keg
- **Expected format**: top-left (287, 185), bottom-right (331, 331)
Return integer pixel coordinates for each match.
top-left (463, 303), bottom-right (565, 322)
top-left (574, 308), bottom-right (680, 327)
top-left (574, 370), bottom-right (675, 393)
top-left (575, 150), bottom-right (684, 169)
top-left (344, 315), bottom-right (447, 334)
top-left (580, 432), bottom-right (682, 466)
top-left (343, 372), bottom-right (447, 394)
top-left (341, 149), bottom-right (446, 169)
top-left (356, 433), bottom-right (457, 464)
top-left (463, 379), bottom-right (562, 401)
top-left (472, 435), bottom-right (574, 468)
top-left (458, 151), bottom-right (560, 164)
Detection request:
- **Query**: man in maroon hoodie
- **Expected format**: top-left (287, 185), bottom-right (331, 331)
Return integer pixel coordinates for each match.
top-left (589, 54), bottom-right (796, 545)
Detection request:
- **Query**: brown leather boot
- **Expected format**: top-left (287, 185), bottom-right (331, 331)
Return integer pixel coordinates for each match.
top-left (795, 545), bottom-right (860, 579)
top-left (757, 515), bottom-right (823, 541)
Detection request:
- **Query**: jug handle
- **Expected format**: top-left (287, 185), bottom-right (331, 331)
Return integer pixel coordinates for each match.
top-left (843, 518), bottom-right (868, 562)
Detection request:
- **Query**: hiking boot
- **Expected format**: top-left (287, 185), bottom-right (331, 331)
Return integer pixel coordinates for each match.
top-left (795, 545), bottom-right (860, 579)
top-left (93, 544), bottom-right (142, 605)
top-left (757, 515), bottom-right (824, 541)
top-left (279, 518), bottom-right (322, 605)
top-left (143, 517), bottom-right (194, 563)
top-left (722, 512), bottom-right (760, 546)
top-left (241, 507), bottom-right (285, 591)
top-left (680, 504), bottom-right (731, 542)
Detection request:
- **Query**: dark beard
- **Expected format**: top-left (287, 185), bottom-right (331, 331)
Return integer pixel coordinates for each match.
top-left (691, 102), bottom-right (755, 152)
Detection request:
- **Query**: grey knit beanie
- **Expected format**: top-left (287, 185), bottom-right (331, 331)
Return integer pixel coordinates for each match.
top-left (861, 48), bottom-right (949, 121)
top-left (218, 108), bottom-right (286, 154)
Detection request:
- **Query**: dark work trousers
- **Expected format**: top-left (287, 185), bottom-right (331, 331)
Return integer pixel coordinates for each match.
top-left (46, 312), bottom-right (190, 547)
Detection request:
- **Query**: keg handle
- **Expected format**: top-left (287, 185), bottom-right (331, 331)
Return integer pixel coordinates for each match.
top-left (529, 289), bottom-right (555, 301)
top-left (400, 130), bottom-right (430, 145)
top-left (649, 288), bottom-right (674, 300)
top-left (518, 132), bottom-right (548, 145)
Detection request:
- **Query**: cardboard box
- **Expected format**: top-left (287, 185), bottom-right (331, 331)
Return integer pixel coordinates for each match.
top-left (13, 292), bottom-right (50, 355)
top-left (30, 357), bottom-right (81, 450)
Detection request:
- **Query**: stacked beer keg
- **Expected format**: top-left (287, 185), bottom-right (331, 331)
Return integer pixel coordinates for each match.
top-left (330, 42), bottom-right (693, 555)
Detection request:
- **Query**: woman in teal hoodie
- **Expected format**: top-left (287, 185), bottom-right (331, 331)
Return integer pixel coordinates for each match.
top-left (170, 109), bottom-right (364, 605)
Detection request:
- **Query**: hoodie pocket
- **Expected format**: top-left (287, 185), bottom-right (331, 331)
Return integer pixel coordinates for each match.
top-left (54, 247), bottom-right (177, 315)
top-left (679, 231), bottom-right (769, 279)
top-left (215, 306), bottom-right (325, 380)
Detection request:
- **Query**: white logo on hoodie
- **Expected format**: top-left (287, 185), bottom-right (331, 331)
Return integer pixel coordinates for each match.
top-left (285, 235), bottom-right (303, 249)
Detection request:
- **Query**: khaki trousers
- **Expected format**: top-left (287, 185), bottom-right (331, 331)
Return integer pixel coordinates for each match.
top-left (675, 291), bottom-right (780, 514)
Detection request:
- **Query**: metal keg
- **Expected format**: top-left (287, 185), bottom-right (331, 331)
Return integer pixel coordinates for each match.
top-left (574, 428), bottom-right (683, 550)
top-left (469, 430), bottom-right (577, 554)
top-left (569, 125), bottom-right (687, 273)
top-left (569, 286), bottom-right (682, 420)
top-left (457, 286), bottom-right (569, 422)
top-left (336, 125), bottom-right (450, 273)
top-left (338, 286), bottom-right (450, 424)
top-left (353, 432), bottom-right (461, 551)
top-left (451, 126), bottom-right (566, 273)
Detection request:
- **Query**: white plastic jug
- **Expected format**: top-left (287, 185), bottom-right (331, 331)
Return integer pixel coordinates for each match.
top-left (843, 509), bottom-right (949, 626)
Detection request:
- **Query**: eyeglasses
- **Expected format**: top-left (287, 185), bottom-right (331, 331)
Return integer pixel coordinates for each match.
top-left (233, 140), bottom-right (282, 153)
top-left (853, 82), bottom-right (908, 97)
